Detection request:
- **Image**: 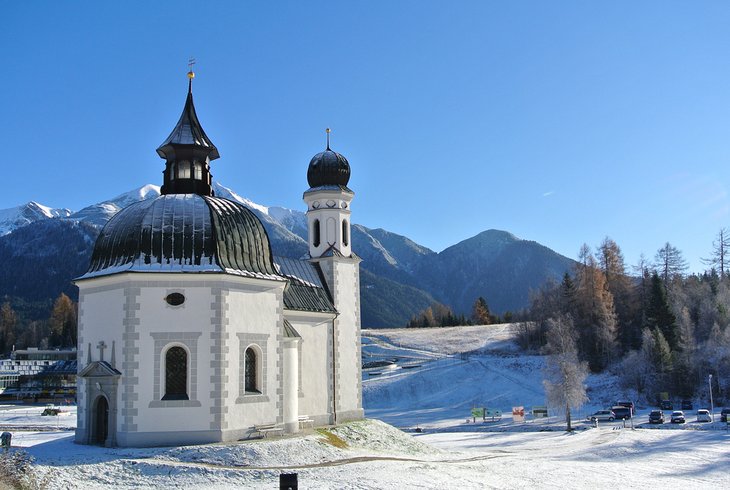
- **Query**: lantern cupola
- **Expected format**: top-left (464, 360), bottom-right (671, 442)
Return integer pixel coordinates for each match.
top-left (157, 70), bottom-right (219, 196)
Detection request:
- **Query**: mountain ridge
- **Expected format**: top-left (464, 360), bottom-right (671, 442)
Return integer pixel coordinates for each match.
top-left (0, 184), bottom-right (576, 326)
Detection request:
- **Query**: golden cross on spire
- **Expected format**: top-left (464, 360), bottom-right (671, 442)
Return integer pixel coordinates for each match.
top-left (187, 57), bottom-right (196, 79)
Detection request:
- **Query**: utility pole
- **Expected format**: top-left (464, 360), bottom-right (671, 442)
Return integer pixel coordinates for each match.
top-left (709, 374), bottom-right (714, 422)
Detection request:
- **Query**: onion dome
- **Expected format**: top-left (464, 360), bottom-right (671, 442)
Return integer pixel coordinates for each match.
top-left (306, 129), bottom-right (351, 190)
top-left (82, 194), bottom-right (282, 280)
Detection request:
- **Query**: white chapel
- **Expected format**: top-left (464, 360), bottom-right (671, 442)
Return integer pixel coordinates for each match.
top-left (74, 71), bottom-right (363, 447)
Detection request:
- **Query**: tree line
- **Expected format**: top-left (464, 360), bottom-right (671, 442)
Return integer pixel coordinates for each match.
top-left (406, 296), bottom-right (513, 328)
top-left (520, 232), bottom-right (730, 405)
top-left (0, 293), bottom-right (77, 355)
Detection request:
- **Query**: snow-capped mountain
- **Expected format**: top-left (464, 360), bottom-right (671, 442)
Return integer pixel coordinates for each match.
top-left (0, 183), bottom-right (575, 327)
top-left (0, 201), bottom-right (72, 236)
top-left (68, 184), bottom-right (161, 227)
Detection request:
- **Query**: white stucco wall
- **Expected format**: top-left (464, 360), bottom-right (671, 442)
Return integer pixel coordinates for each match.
top-left (286, 315), bottom-right (333, 422)
top-left (331, 260), bottom-right (362, 418)
top-left (76, 284), bottom-right (125, 437)
top-left (224, 283), bottom-right (284, 429)
top-left (133, 282), bottom-right (215, 433)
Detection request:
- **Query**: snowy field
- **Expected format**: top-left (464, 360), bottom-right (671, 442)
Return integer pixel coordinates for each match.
top-left (2, 323), bottom-right (729, 489)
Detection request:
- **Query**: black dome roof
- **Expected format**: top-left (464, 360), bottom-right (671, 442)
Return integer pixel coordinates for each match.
top-left (307, 148), bottom-right (351, 189)
top-left (83, 194), bottom-right (281, 280)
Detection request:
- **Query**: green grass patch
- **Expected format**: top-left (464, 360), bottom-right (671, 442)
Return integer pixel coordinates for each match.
top-left (316, 428), bottom-right (349, 449)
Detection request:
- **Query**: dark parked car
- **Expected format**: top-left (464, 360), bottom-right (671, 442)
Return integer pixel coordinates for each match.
top-left (616, 400), bottom-right (635, 414)
top-left (660, 400), bottom-right (673, 410)
top-left (649, 410), bottom-right (664, 424)
top-left (721, 408), bottom-right (730, 423)
top-left (611, 406), bottom-right (632, 420)
top-left (681, 400), bottom-right (693, 410)
top-left (671, 410), bottom-right (686, 424)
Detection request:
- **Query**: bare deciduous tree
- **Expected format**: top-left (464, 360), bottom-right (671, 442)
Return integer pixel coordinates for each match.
top-left (542, 315), bottom-right (589, 431)
top-left (654, 242), bottom-right (688, 284)
top-left (702, 228), bottom-right (730, 278)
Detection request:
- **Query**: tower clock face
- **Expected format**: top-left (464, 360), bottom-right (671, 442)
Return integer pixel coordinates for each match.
top-left (326, 200), bottom-right (336, 208)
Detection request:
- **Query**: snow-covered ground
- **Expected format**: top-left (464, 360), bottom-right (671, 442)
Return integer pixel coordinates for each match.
top-left (2, 323), bottom-right (729, 489)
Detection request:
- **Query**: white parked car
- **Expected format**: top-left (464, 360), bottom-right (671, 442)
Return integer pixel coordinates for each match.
top-left (696, 409), bottom-right (712, 423)
top-left (586, 410), bottom-right (615, 422)
top-left (670, 410), bottom-right (686, 424)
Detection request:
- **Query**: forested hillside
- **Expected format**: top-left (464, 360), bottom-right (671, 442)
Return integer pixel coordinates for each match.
top-left (519, 236), bottom-right (730, 404)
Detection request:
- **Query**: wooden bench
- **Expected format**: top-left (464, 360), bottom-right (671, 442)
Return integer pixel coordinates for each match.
top-left (253, 423), bottom-right (284, 438)
top-left (298, 415), bottom-right (314, 429)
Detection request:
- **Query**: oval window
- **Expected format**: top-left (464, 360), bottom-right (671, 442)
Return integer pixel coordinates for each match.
top-left (165, 293), bottom-right (185, 306)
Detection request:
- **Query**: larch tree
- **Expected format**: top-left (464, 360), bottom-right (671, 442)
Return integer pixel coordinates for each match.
top-left (596, 237), bottom-right (637, 351)
top-left (703, 228), bottom-right (730, 278)
top-left (575, 245), bottom-right (618, 371)
top-left (50, 293), bottom-right (77, 348)
top-left (542, 315), bottom-right (589, 431)
top-left (654, 242), bottom-right (688, 285)
top-left (472, 297), bottom-right (491, 325)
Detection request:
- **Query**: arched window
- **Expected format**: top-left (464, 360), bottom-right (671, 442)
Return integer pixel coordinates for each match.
top-left (342, 219), bottom-right (349, 246)
top-left (313, 219), bottom-right (321, 248)
top-left (177, 161), bottom-right (191, 179)
top-left (244, 347), bottom-right (259, 393)
top-left (163, 346), bottom-right (188, 400)
top-left (193, 161), bottom-right (203, 180)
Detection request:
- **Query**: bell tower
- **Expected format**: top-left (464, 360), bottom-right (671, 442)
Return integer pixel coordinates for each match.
top-left (303, 129), bottom-right (354, 258)
top-left (303, 129), bottom-right (363, 423)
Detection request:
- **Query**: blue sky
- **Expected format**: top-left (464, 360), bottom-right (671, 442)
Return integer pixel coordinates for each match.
top-left (3, 1), bottom-right (730, 272)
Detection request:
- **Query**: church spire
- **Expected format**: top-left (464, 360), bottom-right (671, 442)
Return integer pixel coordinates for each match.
top-left (157, 66), bottom-right (219, 196)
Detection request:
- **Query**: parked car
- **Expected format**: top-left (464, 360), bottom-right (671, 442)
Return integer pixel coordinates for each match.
top-left (696, 409), bottom-right (712, 423)
top-left (616, 400), bottom-right (635, 414)
top-left (660, 400), bottom-right (673, 410)
top-left (681, 400), bottom-right (693, 410)
top-left (720, 408), bottom-right (730, 423)
top-left (587, 410), bottom-right (616, 422)
top-left (671, 410), bottom-right (686, 424)
top-left (611, 406), bottom-right (632, 420)
top-left (649, 410), bottom-right (664, 424)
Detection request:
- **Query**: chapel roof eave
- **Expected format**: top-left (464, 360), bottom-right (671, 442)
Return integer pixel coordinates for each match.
top-left (303, 184), bottom-right (354, 197)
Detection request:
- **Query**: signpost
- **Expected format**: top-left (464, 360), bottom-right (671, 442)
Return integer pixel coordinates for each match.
top-left (485, 408), bottom-right (502, 421)
top-left (512, 406), bottom-right (525, 422)
top-left (532, 406), bottom-right (548, 418)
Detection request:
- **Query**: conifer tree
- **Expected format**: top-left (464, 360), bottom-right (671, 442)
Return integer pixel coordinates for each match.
top-left (644, 273), bottom-right (679, 351)
top-left (472, 297), bottom-right (491, 325)
top-left (50, 293), bottom-right (77, 348)
top-left (0, 302), bottom-right (17, 355)
top-left (575, 245), bottom-right (617, 371)
top-left (596, 237), bottom-right (638, 352)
